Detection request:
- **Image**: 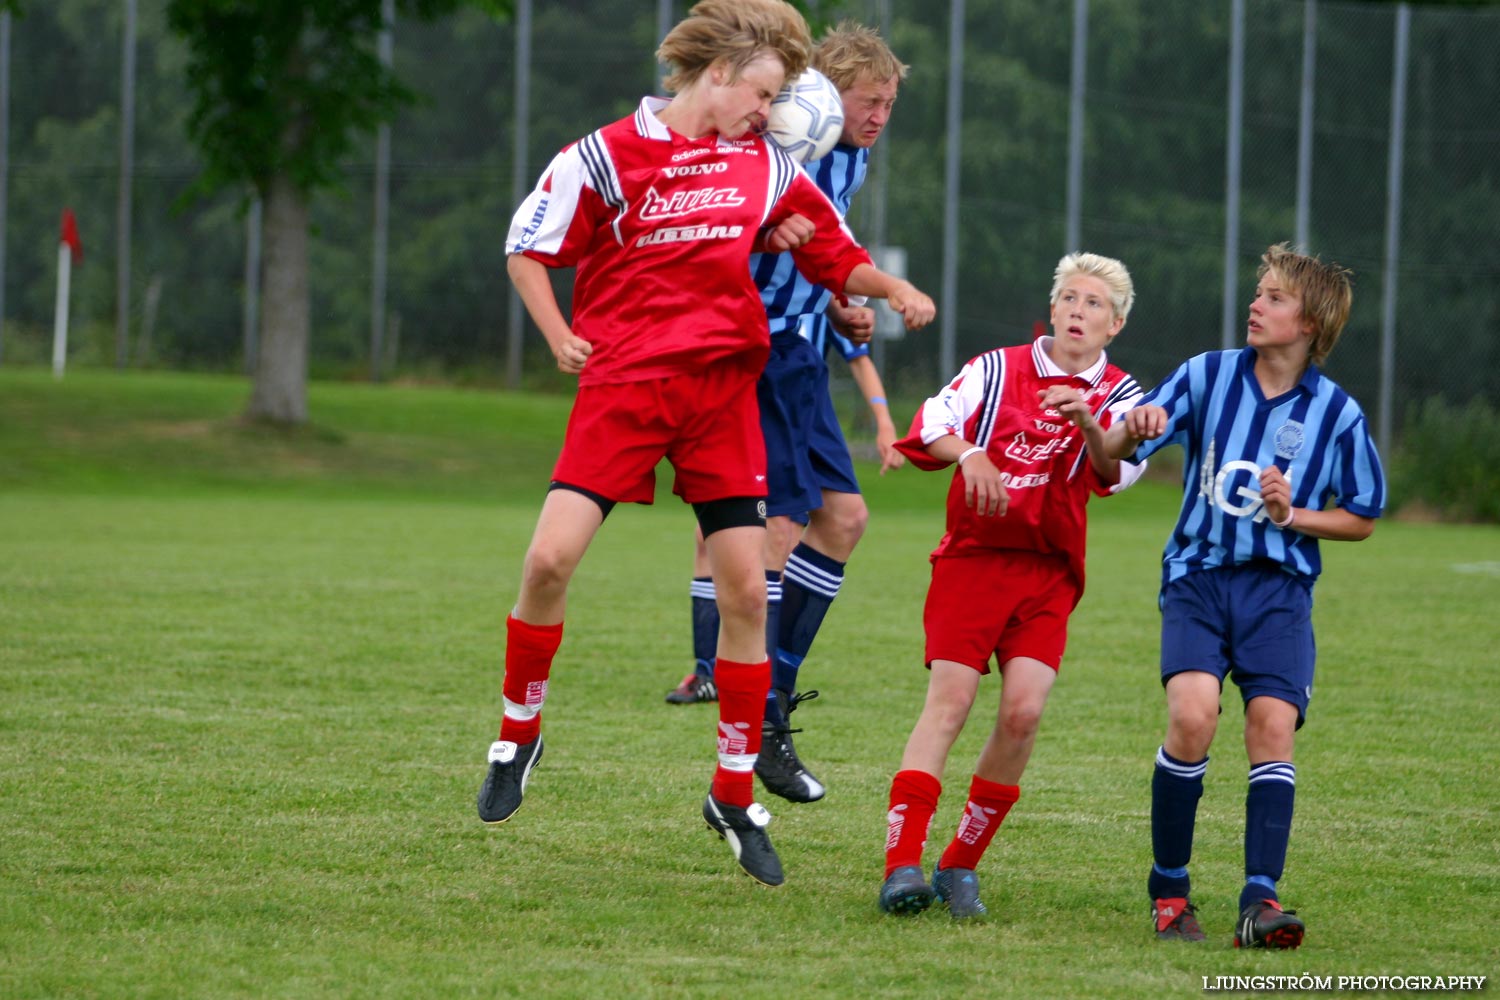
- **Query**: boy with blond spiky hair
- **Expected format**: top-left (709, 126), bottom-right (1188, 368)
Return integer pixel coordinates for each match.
top-left (879, 252), bottom-right (1146, 919)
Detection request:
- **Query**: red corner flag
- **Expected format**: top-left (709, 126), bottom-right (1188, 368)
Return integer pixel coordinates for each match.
top-left (60, 208), bottom-right (83, 265)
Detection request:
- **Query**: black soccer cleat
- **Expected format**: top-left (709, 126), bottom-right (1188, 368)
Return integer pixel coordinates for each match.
top-left (1234, 899), bottom-right (1304, 950)
top-left (932, 866), bottom-right (989, 921)
top-left (665, 673), bottom-right (718, 705)
top-left (754, 690), bottom-right (825, 803)
top-left (703, 795), bottom-right (784, 887)
top-left (477, 736), bottom-right (543, 824)
top-left (878, 865), bottom-right (936, 915)
top-left (1153, 896), bottom-right (1206, 941)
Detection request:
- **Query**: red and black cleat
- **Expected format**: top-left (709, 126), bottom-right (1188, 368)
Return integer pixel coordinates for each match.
top-left (1234, 899), bottom-right (1305, 950)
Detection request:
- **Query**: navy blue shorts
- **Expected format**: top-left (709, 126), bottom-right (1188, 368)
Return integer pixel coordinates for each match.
top-left (1160, 563), bottom-right (1316, 726)
top-left (758, 333), bottom-right (860, 519)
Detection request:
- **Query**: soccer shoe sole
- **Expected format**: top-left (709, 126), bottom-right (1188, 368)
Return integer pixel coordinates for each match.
top-left (702, 798), bottom-right (785, 887)
top-left (879, 868), bottom-right (936, 915)
top-left (1234, 906), bottom-right (1305, 950)
top-left (1235, 921), bottom-right (1305, 950)
top-left (476, 738), bottom-right (543, 825)
top-left (755, 766), bottom-right (827, 804)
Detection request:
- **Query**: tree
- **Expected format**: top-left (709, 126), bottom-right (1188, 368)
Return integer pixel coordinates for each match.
top-left (165, 0), bottom-right (510, 425)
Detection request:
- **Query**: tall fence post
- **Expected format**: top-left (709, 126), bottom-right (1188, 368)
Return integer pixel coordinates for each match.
top-left (869, 0), bottom-right (892, 378)
top-left (0, 12), bottom-right (9, 364)
top-left (1378, 4), bottom-right (1411, 458)
top-left (1220, 0), bottom-right (1245, 350)
top-left (1294, 0), bottom-right (1317, 251)
top-left (939, 0), bottom-right (964, 380)
top-left (370, 0), bottom-right (394, 382)
top-left (115, 0), bottom-right (137, 369)
top-left (1064, 0), bottom-right (1088, 254)
top-left (505, 0), bottom-right (532, 390)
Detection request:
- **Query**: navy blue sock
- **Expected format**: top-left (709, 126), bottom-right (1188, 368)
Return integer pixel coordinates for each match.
top-left (772, 543), bottom-right (844, 697)
top-left (690, 577), bottom-right (718, 679)
top-left (1241, 761), bottom-right (1296, 911)
top-left (1148, 746), bottom-right (1208, 900)
top-left (762, 571), bottom-right (785, 724)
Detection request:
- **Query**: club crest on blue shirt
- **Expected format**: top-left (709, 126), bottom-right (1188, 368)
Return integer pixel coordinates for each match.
top-left (1274, 422), bottom-right (1305, 461)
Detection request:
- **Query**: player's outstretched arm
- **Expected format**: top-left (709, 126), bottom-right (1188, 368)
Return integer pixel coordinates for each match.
top-left (843, 263), bottom-right (935, 330)
top-left (1095, 403), bottom-right (1167, 459)
top-left (846, 354), bottom-right (904, 474)
top-left (508, 254), bottom-right (592, 375)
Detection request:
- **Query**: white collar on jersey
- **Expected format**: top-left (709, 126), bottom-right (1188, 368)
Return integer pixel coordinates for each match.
top-left (1031, 336), bottom-right (1108, 385)
top-left (637, 96), bottom-right (673, 141)
top-left (635, 95), bottom-right (757, 152)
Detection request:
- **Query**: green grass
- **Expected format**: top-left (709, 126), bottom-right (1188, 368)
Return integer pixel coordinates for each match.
top-left (2, 367), bottom-right (1497, 999)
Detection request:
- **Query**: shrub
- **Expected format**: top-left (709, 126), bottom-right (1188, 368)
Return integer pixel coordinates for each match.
top-left (1389, 396), bottom-right (1500, 523)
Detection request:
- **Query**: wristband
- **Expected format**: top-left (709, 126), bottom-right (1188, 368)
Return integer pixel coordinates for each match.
top-left (869, 396), bottom-right (887, 406)
top-left (957, 445), bottom-right (984, 466)
top-left (1271, 507), bottom-right (1296, 529)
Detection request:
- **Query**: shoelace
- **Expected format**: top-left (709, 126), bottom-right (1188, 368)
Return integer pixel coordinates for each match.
top-left (765, 689), bottom-right (820, 740)
top-left (786, 689), bottom-right (820, 713)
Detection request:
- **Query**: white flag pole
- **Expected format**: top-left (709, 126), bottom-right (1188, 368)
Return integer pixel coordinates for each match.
top-left (52, 240), bottom-right (70, 379)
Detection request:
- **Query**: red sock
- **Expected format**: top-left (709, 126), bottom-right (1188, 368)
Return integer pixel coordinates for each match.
top-left (938, 776), bottom-right (1020, 872)
top-left (709, 657), bottom-right (770, 807)
top-left (498, 615), bottom-right (562, 745)
top-left (884, 769), bottom-right (942, 877)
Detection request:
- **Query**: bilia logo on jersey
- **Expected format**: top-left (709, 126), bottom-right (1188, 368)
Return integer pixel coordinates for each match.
top-left (639, 185), bottom-right (746, 221)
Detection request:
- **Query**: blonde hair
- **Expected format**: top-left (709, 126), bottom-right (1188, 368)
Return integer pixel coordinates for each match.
top-left (1050, 252), bottom-right (1136, 325)
top-left (657, 0), bottom-right (811, 94)
top-left (813, 20), bottom-right (909, 92)
top-left (1258, 243), bottom-right (1353, 366)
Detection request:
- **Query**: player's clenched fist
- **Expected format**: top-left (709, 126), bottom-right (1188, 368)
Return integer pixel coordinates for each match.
top-left (1124, 403), bottom-right (1167, 441)
top-left (886, 281), bottom-right (936, 330)
top-left (762, 213), bottom-right (817, 252)
top-left (552, 333), bottom-right (592, 375)
top-left (958, 449), bottom-right (1009, 518)
top-left (829, 300), bottom-right (876, 345)
top-left (1037, 385), bottom-right (1096, 430)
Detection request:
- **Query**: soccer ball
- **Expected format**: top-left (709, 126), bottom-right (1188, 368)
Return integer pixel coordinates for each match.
top-left (765, 69), bottom-right (846, 164)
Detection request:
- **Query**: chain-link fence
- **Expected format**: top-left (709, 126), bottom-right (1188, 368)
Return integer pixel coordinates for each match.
top-left (2, 0), bottom-right (1496, 452)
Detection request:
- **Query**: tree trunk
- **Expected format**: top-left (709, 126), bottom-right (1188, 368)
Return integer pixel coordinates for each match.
top-left (245, 172), bottom-right (310, 425)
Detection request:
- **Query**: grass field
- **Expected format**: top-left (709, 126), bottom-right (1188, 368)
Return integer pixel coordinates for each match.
top-left (2, 368), bottom-right (1496, 999)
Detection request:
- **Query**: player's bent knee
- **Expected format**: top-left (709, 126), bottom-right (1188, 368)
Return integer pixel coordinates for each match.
top-left (521, 537), bottom-right (582, 588)
top-left (715, 585), bottom-right (767, 627)
top-left (694, 496), bottom-right (766, 538)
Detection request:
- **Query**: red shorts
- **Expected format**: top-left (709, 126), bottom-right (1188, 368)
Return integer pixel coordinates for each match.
top-left (552, 366), bottom-right (767, 505)
top-left (922, 550), bottom-right (1080, 674)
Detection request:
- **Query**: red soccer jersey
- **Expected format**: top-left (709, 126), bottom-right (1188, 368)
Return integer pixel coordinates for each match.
top-left (894, 339), bottom-right (1145, 587)
top-left (507, 97), bottom-right (872, 386)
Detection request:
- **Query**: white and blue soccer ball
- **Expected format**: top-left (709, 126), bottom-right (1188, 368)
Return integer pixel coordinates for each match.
top-left (765, 69), bottom-right (846, 164)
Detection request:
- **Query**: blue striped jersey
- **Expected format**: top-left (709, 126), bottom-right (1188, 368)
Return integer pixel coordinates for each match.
top-left (750, 144), bottom-right (869, 337)
top-left (1132, 347), bottom-right (1385, 588)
